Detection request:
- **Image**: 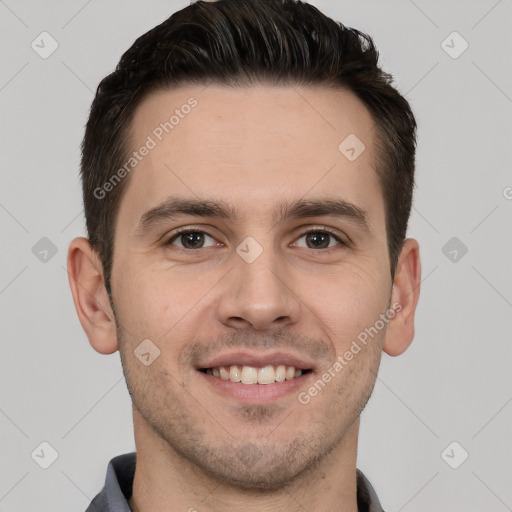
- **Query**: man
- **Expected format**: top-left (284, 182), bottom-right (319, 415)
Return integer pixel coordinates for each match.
top-left (67, 0), bottom-right (421, 510)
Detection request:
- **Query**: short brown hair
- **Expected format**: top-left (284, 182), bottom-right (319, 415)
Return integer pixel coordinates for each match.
top-left (80, 0), bottom-right (417, 294)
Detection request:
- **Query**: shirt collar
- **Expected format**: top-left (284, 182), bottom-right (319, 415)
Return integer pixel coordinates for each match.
top-left (86, 452), bottom-right (385, 512)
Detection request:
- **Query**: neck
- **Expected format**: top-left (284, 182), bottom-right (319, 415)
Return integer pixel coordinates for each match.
top-left (128, 409), bottom-right (361, 512)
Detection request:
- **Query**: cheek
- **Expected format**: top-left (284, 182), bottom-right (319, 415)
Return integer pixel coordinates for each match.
top-left (113, 260), bottom-right (222, 343)
top-left (299, 261), bottom-right (390, 343)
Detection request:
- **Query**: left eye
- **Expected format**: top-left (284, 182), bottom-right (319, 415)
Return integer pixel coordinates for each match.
top-left (293, 230), bottom-right (344, 249)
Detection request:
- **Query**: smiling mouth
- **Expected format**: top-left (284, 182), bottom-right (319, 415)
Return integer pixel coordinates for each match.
top-left (199, 365), bottom-right (312, 384)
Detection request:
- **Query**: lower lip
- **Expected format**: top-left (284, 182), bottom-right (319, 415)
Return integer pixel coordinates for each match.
top-left (197, 371), bottom-right (314, 403)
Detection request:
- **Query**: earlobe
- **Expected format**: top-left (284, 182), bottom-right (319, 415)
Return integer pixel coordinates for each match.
top-left (67, 237), bottom-right (119, 354)
top-left (383, 238), bottom-right (421, 357)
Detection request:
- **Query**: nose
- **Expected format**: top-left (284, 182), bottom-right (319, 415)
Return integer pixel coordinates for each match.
top-left (215, 248), bottom-right (301, 331)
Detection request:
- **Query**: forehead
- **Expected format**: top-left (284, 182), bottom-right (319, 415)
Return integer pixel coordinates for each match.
top-left (119, 83), bottom-right (384, 232)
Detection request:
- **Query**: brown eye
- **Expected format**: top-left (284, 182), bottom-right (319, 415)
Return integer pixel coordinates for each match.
top-left (166, 230), bottom-right (218, 249)
top-left (293, 230), bottom-right (345, 250)
top-left (305, 232), bottom-right (330, 249)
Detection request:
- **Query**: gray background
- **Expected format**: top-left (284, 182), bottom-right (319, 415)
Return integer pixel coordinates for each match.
top-left (0, 0), bottom-right (511, 510)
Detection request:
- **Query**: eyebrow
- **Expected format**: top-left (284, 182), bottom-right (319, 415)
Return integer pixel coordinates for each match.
top-left (134, 195), bottom-right (372, 236)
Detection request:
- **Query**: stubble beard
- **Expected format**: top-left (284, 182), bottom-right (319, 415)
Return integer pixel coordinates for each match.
top-left (118, 342), bottom-right (380, 491)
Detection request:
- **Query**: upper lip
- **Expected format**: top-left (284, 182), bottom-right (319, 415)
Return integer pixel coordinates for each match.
top-left (196, 351), bottom-right (315, 371)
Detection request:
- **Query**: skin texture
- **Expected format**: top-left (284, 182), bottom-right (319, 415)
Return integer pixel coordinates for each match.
top-left (68, 84), bottom-right (421, 512)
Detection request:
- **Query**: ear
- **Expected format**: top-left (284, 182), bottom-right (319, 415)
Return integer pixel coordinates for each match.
top-left (383, 238), bottom-right (421, 357)
top-left (67, 237), bottom-right (119, 354)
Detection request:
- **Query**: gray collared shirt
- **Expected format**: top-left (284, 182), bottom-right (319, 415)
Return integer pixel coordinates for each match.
top-left (86, 452), bottom-right (385, 512)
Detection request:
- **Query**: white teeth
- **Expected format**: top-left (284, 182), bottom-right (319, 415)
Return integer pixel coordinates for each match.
top-left (241, 366), bottom-right (258, 384)
top-left (285, 366), bottom-right (296, 380)
top-left (257, 366), bottom-right (275, 385)
top-left (205, 364), bottom-right (306, 384)
top-left (229, 364), bottom-right (241, 382)
top-left (275, 365), bottom-right (286, 382)
top-left (219, 367), bottom-right (230, 380)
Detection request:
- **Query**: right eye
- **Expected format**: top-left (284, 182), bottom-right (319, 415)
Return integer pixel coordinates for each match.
top-left (164, 229), bottom-right (221, 250)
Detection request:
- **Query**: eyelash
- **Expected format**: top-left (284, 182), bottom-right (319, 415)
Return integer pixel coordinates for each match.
top-left (163, 227), bottom-right (348, 251)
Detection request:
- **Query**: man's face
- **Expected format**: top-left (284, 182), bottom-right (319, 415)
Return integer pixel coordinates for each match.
top-left (111, 84), bottom-right (393, 488)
